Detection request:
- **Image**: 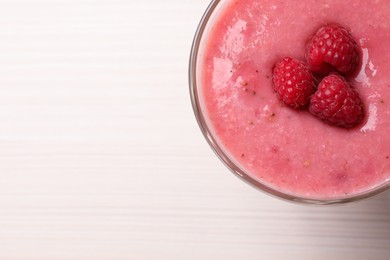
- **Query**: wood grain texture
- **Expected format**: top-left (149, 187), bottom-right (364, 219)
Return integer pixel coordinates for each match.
top-left (0, 1), bottom-right (389, 259)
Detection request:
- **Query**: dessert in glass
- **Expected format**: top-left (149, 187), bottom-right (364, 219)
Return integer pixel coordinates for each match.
top-left (189, 0), bottom-right (390, 204)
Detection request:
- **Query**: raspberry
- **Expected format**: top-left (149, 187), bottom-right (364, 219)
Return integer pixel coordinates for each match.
top-left (309, 74), bottom-right (364, 128)
top-left (272, 57), bottom-right (316, 109)
top-left (306, 24), bottom-right (359, 75)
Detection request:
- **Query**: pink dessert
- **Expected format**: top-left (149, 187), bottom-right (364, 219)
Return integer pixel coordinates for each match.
top-left (196, 0), bottom-right (390, 200)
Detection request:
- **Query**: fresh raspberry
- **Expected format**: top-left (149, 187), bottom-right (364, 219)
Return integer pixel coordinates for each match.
top-left (309, 74), bottom-right (364, 128)
top-left (306, 24), bottom-right (359, 75)
top-left (272, 57), bottom-right (316, 109)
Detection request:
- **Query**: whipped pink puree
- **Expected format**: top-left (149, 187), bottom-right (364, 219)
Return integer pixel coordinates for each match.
top-left (200, 0), bottom-right (390, 199)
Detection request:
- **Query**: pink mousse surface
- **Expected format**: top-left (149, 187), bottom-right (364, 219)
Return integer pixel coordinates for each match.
top-left (200, 0), bottom-right (390, 199)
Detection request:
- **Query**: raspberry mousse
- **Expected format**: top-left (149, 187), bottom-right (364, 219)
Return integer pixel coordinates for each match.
top-left (192, 0), bottom-right (390, 201)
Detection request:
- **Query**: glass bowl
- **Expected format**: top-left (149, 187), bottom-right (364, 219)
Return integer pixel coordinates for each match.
top-left (189, 0), bottom-right (390, 205)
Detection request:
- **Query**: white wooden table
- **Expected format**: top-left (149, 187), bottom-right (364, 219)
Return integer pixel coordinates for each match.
top-left (0, 1), bottom-right (389, 259)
